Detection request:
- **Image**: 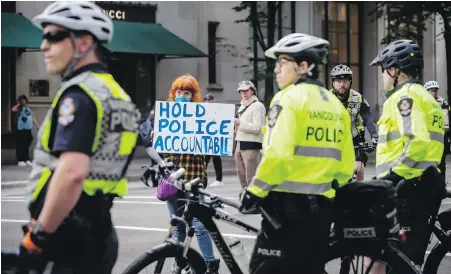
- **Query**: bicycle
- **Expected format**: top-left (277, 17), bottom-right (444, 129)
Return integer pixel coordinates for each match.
top-left (122, 151), bottom-right (420, 274)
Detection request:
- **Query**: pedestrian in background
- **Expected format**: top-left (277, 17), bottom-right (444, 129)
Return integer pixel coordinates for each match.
top-left (11, 95), bottom-right (40, 166)
top-left (203, 93), bottom-right (224, 187)
top-left (234, 80), bottom-right (266, 189)
top-left (139, 106), bottom-right (158, 187)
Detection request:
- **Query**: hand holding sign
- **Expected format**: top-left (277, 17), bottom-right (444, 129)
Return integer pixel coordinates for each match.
top-left (152, 101), bottom-right (235, 156)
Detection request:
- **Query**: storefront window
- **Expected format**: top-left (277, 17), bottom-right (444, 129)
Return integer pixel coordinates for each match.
top-left (322, 2), bottom-right (361, 93)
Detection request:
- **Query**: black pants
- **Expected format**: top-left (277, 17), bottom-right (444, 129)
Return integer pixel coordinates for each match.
top-left (249, 194), bottom-right (333, 274)
top-left (28, 191), bottom-right (118, 274)
top-left (438, 133), bottom-right (450, 178)
top-left (395, 174), bottom-right (444, 265)
top-left (48, 227), bottom-right (118, 274)
top-left (16, 129), bottom-right (33, 162)
top-left (205, 155), bottom-right (223, 181)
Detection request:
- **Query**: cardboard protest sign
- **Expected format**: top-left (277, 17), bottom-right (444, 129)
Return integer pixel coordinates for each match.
top-left (153, 101), bottom-right (235, 156)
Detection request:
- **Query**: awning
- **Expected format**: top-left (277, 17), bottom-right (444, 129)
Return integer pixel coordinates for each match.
top-left (1, 13), bottom-right (207, 58)
top-left (108, 21), bottom-right (207, 58)
top-left (1, 12), bottom-right (42, 49)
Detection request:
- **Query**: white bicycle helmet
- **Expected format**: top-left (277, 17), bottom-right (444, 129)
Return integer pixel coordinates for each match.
top-left (265, 33), bottom-right (329, 64)
top-left (330, 64), bottom-right (353, 79)
top-left (33, 1), bottom-right (113, 44)
top-left (424, 81), bottom-right (440, 91)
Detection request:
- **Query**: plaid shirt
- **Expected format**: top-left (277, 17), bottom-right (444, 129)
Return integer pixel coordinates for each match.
top-left (162, 153), bottom-right (208, 186)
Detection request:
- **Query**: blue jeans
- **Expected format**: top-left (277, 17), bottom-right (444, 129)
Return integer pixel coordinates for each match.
top-left (166, 193), bottom-right (216, 261)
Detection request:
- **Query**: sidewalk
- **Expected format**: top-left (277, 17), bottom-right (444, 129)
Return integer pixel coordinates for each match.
top-left (1, 156), bottom-right (239, 188)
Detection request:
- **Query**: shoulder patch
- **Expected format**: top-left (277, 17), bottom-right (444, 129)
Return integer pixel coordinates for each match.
top-left (268, 105), bottom-right (282, 128)
top-left (397, 98), bottom-right (413, 117)
top-left (58, 97), bottom-right (75, 126)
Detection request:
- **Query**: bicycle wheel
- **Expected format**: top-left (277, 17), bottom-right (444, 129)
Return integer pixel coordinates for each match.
top-left (324, 244), bottom-right (420, 274)
top-left (423, 241), bottom-right (451, 274)
top-left (121, 240), bottom-right (207, 274)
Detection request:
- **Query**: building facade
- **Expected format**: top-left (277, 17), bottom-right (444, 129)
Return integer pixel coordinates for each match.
top-left (1, 1), bottom-right (448, 162)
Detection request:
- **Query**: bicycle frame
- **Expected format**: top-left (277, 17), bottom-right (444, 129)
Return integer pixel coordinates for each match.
top-left (168, 195), bottom-right (258, 274)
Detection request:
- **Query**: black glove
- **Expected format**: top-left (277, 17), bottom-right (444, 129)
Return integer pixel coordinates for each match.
top-left (239, 190), bottom-right (263, 214)
top-left (20, 220), bottom-right (51, 271)
top-left (140, 168), bottom-right (151, 187)
top-left (379, 171), bottom-right (404, 185)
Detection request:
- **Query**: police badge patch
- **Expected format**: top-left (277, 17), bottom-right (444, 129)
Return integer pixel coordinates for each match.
top-left (58, 97), bottom-right (75, 126)
top-left (268, 105), bottom-right (282, 128)
top-left (397, 98), bottom-right (413, 117)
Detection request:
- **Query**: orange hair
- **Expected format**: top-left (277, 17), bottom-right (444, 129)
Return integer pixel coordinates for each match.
top-left (167, 74), bottom-right (202, 103)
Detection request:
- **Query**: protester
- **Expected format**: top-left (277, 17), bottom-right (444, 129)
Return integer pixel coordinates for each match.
top-left (234, 80), bottom-right (266, 189)
top-left (162, 75), bottom-right (220, 273)
top-left (203, 93), bottom-right (224, 187)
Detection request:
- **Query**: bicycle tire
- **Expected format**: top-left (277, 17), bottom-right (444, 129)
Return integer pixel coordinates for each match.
top-left (121, 240), bottom-right (207, 274)
top-left (326, 244), bottom-right (420, 274)
top-left (423, 241), bottom-right (451, 274)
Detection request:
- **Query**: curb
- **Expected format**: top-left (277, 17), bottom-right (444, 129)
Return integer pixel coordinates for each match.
top-left (1, 169), bottom-right (239, 190)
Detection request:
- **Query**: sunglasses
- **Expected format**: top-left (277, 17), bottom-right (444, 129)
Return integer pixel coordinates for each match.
top-left (42, 30), bottom-right (71, 44)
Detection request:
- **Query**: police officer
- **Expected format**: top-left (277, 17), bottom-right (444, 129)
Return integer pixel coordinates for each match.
top-left (20, 2), bottom-right (140, 273)
top-left (424, 80), bottom-right (450, 180)
top-left (330, 64), bottom-right (379, 180)
top-left (239, 33), bottom-right (355, 273)
top-left (369, 40), bottom-right (446, 269)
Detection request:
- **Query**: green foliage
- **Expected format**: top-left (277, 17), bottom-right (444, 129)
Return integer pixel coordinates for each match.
top-left (370, 2), bottom-right (451, 45)
top-left (370, 2), bottom-right (451, 101)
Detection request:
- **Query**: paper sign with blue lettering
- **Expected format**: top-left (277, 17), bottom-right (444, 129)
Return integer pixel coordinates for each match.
top-left (153, 101), bottom-right (235, 156)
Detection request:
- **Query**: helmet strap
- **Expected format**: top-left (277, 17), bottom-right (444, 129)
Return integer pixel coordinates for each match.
top-left (387, 69), bottom-right (400, 88)
top-left (61, 32), bottom-right (98, 80)
top-left (306, 63), bottom-right (315, 77)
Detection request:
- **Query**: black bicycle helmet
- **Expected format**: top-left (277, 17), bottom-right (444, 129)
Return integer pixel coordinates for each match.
top-left (369, 40), bottom-right (423, 72)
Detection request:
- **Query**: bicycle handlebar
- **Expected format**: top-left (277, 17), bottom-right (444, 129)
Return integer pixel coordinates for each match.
top-left (144, 151), bottom-right (283, 231)
top-left (198, 188), bottom-right (241, 209)
top-left (1, 250), bottom-right (42, 274)
top-left (354, 142), bottom-right (375, 153)
top-left (396, 179), bottom-right (451, 199)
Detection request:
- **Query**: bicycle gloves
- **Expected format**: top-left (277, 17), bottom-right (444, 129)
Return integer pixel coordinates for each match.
top-left (239, 190), bottom-right (262, 214)
top-left (21, 219), bottom-right (50, 255)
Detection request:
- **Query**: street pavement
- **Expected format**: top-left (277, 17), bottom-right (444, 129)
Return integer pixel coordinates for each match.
top-left (1, 163), bottom-right (451, 273)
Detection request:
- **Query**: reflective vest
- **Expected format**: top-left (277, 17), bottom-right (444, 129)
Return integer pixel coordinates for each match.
top-left (28, 71), bottom-right (140, 203)
top-left (331, 89), bottom-right (365, 138)
top-left (376, 82), bottom-right (444, 179)
top-left (247, 80), bottom-right (355, 199)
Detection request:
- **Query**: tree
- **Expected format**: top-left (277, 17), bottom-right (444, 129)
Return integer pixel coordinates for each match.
top-left (232, 1), bottom-right (284, 106)
top-left (370, 2), bottom-right (451, 101)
